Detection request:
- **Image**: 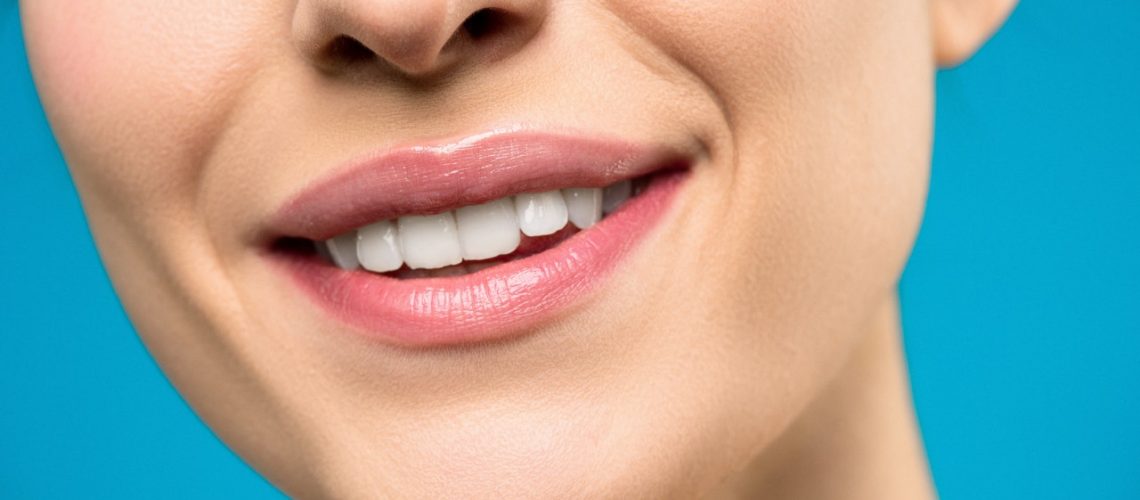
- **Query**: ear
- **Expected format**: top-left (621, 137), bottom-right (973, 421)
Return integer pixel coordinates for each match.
top-left (932, 0), bottom-right (1018, 67)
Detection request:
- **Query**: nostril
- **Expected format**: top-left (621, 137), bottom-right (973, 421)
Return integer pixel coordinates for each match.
top-left (299, 4), bottom-right (543, 77)
top-left (322, 35), bottom-right (376, 66)
top-left (461, 8), bottom-right (513, 41)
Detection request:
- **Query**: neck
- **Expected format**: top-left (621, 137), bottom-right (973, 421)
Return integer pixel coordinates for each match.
top-left (714, 294), bottom-right (935, 499)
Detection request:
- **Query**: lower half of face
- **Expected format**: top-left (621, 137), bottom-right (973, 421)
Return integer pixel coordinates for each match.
top-left (24, 0), bottom-right (931, 496)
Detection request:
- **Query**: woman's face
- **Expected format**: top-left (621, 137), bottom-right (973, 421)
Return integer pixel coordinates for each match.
top-left (24, 0), bottom-right (956, 496)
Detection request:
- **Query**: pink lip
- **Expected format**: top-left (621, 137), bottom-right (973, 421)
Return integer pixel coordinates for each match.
top-left (266, 130), bottom-right (691, 347)
top-left (268, 130), bottom-right (686, 242)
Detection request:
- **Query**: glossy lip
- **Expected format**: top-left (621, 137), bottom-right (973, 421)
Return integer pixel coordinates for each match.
top-left (265, 130), bottom-right (692, 347)
top-left (266, 128), bottom-right (687, 242)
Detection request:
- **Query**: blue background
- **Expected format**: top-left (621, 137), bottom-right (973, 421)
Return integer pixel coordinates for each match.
top-left (2, 1), bottom-right (1137, 498)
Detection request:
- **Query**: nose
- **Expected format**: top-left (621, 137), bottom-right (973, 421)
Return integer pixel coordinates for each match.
top-left (292, 0), bottom-right (548, 78)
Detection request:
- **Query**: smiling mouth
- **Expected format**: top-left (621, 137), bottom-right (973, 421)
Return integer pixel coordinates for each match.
top-left (305, 174), bottom-right (657, 279)
top-left (264, 129), bottom-right (692, 347)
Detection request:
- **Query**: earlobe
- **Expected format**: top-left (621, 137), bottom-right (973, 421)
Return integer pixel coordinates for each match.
top-left (932, 0), bottom-right (1018, 68)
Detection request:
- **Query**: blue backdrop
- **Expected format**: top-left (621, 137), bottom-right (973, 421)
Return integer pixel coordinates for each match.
top-left (2, 2), bottom-right (1136, 498)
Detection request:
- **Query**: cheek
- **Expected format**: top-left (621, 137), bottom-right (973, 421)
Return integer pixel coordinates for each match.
top-left (616, 0), bottom-right (933, 308)
top-left (22, 1), bottom-right (273, 219)
top-left (612, 0), bottom-right (933, 461)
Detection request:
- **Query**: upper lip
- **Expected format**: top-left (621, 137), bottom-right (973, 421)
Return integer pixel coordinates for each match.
top-left (265, 128), bottom-right (688, 242)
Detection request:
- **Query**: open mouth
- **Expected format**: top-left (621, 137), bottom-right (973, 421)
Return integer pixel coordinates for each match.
top-left (264, 130), bottom-right (691, 347)
top-left (297, 174), bottom-right (656, 279)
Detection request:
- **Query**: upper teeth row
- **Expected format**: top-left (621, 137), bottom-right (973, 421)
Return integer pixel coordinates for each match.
top-left (323, 180), bottom-right (634, 272)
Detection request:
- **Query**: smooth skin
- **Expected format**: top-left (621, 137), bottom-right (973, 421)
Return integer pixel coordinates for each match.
top-left (22, 0), bottom-right (1014, 497)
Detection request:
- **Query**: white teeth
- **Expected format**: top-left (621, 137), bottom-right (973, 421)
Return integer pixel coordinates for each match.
top-left (397, 213), bottom-right (463, 270)
top-left (325, 231), bottom-right (360, 270)
top-left (455, 198), bottom-right (521, 261)
top-left (356, 220), bottom-right (403, 272)
top-left (562, 188), bottom-right (603, 229)
top-left (324, 179), bottom-right (644, 273)
top-left (515, 190), bottom-right (569, 237)
top-left (602, 180), bottom-right (631, 214)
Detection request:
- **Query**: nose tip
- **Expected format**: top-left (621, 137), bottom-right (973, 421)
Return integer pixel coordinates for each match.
top-left (293, 0), bottom-right (547, 78)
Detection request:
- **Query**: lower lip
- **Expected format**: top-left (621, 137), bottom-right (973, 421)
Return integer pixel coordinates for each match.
top-left (273, 171), bottom-right (687, 347)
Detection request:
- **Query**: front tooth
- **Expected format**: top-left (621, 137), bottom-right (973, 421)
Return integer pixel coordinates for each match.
top-left (356, 220), bottom-right (403, 272)
top-left (397, 213), bottom-right (463, 270)
top-left (456, 198), bottom-right (521, 260)
top-left (602, 180), bottom-right (631, 214)
top-left (325, 231), bottom-right (360, 270)
top-left (562, 188), bottom-right (603, 229)
top-left (514, 191), bottom-right (569, 237)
